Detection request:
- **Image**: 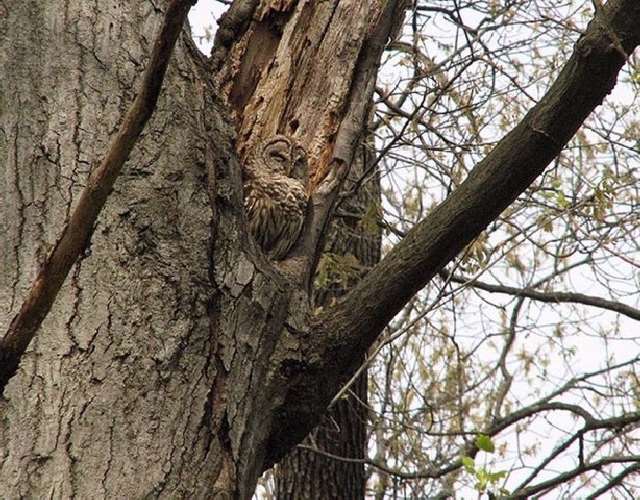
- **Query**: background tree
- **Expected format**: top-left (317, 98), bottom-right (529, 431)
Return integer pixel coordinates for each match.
top-left (2, 1), bottom-right (640, 499)
top-left (274, 137), bottom-right (380, 498)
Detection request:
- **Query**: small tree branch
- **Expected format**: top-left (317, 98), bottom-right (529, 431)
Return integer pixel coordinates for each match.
top-left (584, 462), bottom-right (640, 499)
top-left (441, 270), bottom-right (640, 321)
top-left (0, 0), bottom-right (196, 394)
top-left (296, 444), bottom-right (443, 480)
top-left (509, 455), bottom-right (640, 499)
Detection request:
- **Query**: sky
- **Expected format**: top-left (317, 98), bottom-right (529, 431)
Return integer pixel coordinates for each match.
top-left (188, 2), bottom-right (225, 55)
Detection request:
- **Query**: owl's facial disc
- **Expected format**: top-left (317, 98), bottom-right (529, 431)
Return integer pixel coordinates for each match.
top-left (268, 151), bottom-right (291, 174)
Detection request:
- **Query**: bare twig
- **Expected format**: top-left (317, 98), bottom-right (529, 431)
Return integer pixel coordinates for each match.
top-left (510, 454), bottom-right (640, 498)
top-left (441, 269), bottom-right (640, 321)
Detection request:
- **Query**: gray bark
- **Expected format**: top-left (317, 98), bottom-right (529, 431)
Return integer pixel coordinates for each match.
top-left (1, 0), bottom-right (397, 496)
top-left (1, 2), bottom-right (227, 497)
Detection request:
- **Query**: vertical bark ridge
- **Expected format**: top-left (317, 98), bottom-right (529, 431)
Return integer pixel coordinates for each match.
top-left (275, 139), bottom-right (380, 499)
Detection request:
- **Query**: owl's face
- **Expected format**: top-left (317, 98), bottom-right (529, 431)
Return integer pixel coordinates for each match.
top-left (262, 137), bottom-right (293, 176)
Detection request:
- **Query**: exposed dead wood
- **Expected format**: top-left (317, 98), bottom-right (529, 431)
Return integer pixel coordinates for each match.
top-left (215, 0), bottom-right (407, 286)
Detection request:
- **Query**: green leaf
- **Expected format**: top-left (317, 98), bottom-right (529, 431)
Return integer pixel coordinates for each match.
top-left (476, 469), bottom-right (489, 491)
top-left (487, 470), bottom-right (508, 482)
top-left (475, 434), bottom-right (495, 453)
top-left (461, 456), bottom-right (475, 472)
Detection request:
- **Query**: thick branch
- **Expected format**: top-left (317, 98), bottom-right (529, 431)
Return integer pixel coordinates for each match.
top-left (210, 0), bottom-right (259, 72)
top-left (0, 0), bottom-right (195, 393)
top-left (317, 0), bottom-right (640, 378)
top-left (266, 0), bottom-right (640, 467)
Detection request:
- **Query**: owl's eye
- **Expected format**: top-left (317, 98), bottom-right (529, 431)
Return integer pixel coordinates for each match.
top-left (272, 153), bottom-right (288, 163)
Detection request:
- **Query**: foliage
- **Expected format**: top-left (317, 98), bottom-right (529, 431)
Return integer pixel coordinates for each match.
top-left (460, 435), bottom-right (508, 496)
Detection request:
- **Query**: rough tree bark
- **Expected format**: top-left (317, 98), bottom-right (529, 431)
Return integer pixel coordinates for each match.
top-left (0, 0), bottom-right (195, 393)
top-left (211, 2), bottom-right (397, 497)
top-left (2, 0), bottom-right (640, 499)
top-left (0, 2), bottom-right (228, 497)
top-left (0, 0), bottom-right (399, 497)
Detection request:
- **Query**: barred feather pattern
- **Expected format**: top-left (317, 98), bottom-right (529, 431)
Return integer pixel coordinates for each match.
top-left (243, 136), bottom-right (308, 260)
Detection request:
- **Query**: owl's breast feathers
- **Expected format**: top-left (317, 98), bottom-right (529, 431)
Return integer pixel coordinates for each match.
top-left (244, 172), bottom-right (307, 260)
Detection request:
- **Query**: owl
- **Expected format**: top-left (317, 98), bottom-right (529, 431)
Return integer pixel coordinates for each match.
top-left (243, 135), bottom-right (308, 260)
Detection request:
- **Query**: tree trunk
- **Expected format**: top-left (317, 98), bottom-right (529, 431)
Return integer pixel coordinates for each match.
top-left (275, 140), bottom-right (380, 499)
top-left (4, 0), bottom-right (636, 497)
top-left (208, 1), bottom-right (399, 495)
top-left (275, 373), bottom-right (368, 499)
top-left (1, 0), bottom-right (398, 497)
top-left (0, 1), bottom-right (231, 497)
top-left (211, 2), bottom-right (398, 496)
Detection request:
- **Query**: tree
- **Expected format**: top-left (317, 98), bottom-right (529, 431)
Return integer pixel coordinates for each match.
top-left (1, 0), bottom-right (640, 498)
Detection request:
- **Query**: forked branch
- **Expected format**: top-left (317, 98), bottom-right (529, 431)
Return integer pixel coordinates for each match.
top-left (317, 0), bottom-right (640, 376)
top-left (263, 0), bottom-right (640, 467)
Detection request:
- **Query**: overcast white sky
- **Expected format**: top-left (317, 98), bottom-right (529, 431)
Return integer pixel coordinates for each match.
top-left (188, 2), bottom-right (226, 55)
